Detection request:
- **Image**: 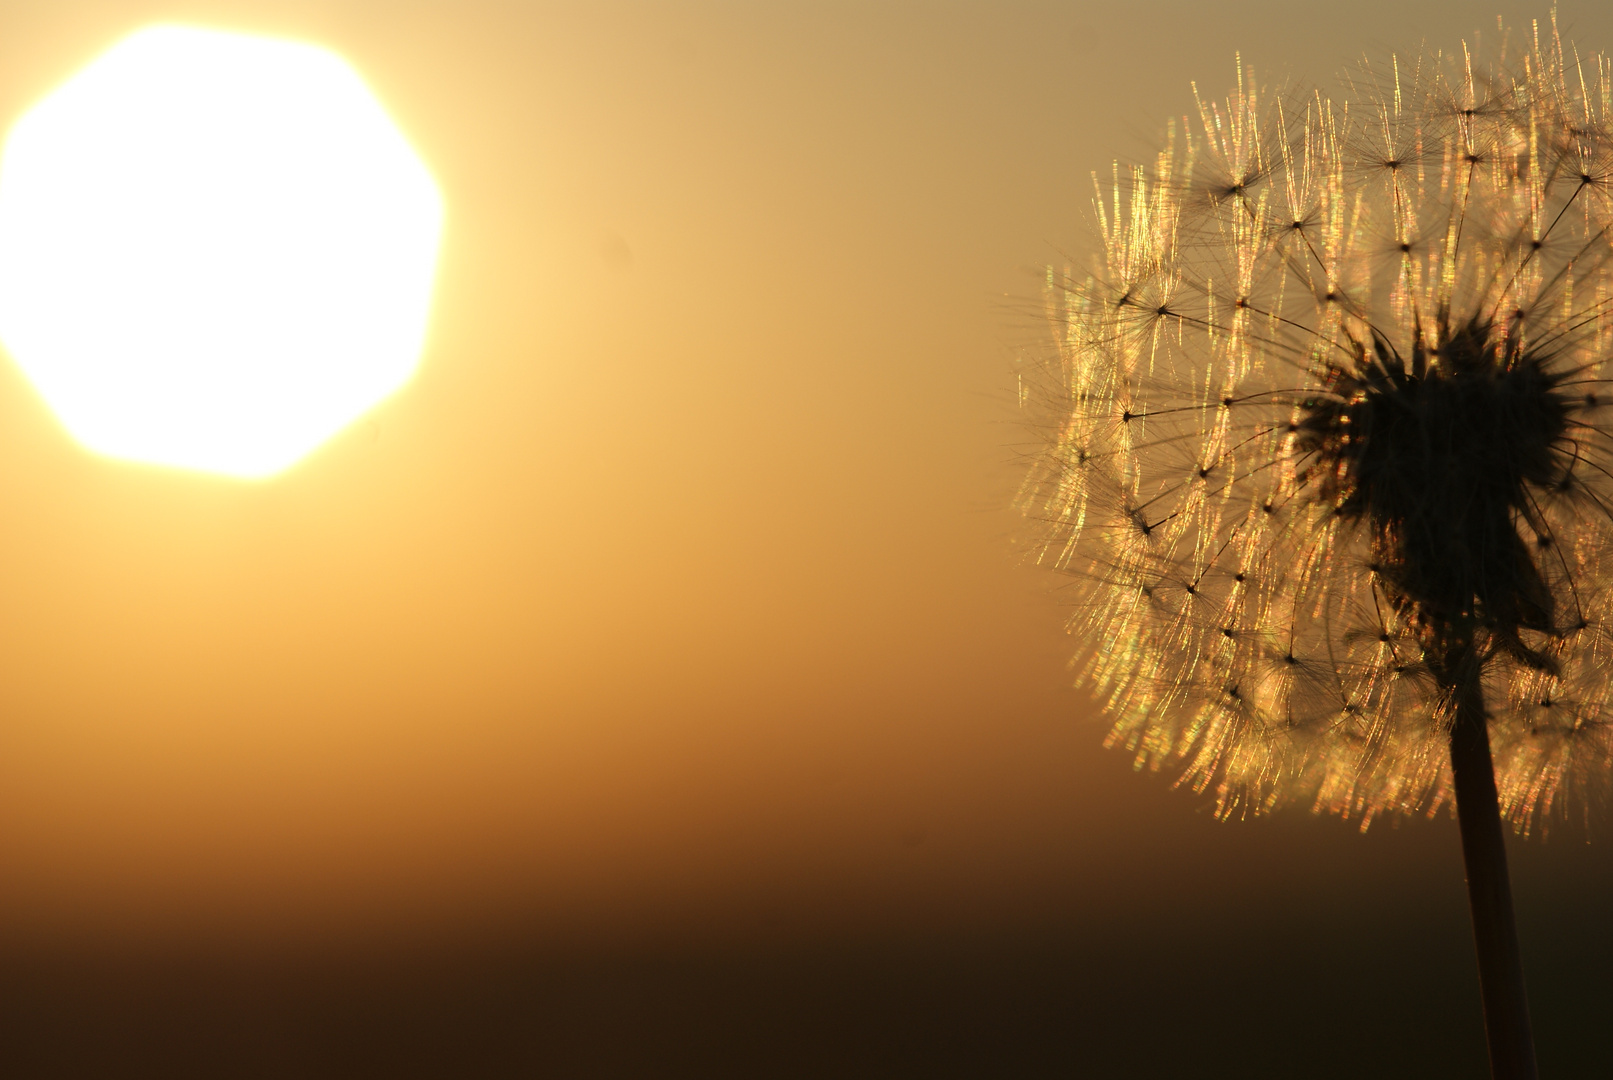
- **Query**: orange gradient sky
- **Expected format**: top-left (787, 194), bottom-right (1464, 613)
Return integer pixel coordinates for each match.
top-left (0, 0), bottom-right (1607, 961)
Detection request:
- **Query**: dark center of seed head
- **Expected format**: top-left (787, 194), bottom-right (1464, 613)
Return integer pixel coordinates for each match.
top-left (1294, 318), bottom-right (1571, 652)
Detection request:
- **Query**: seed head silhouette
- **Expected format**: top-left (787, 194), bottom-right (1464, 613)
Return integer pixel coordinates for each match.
top-left (1019, 20), bottom-right (1613, 1078)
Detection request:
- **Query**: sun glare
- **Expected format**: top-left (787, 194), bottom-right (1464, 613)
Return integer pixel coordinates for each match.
top-left (0, 25), bottom-right (443, 479)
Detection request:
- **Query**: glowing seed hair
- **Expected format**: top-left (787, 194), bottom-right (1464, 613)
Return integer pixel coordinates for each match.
top-left (1019, 26), bottom-right (1613, 835)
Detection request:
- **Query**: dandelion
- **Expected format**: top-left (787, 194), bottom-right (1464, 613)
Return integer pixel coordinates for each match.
top-left (1019, 18), bottom-right (1613, 1079)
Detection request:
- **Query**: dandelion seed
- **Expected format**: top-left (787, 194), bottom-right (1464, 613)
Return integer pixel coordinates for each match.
top-left (1019, 18), bottom-right (1613, 1079)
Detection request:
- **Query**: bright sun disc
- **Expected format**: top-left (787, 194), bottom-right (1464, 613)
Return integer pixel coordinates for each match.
top-left (0, 25), bottom-right (443, 479)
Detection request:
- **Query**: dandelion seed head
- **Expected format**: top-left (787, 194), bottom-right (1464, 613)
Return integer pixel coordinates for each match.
top-left (1020, 20), bottom-right (1613, 835)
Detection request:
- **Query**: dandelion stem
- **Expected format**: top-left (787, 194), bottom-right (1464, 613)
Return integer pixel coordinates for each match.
top-left (1447, 656), bottom-right (1538, 1080)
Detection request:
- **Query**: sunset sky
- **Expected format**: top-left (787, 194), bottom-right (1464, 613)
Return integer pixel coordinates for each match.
top-left (0, 2), bottom-right (1608, 1074)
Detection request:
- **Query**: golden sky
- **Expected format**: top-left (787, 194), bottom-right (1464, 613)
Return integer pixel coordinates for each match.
top-left (0, 0), bottom-right (1607, 959)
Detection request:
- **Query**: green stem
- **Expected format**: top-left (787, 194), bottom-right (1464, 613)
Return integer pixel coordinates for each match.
top-left (1447, 655), bottom-right (1538, 1080)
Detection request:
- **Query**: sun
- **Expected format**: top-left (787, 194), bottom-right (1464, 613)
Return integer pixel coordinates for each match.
top-left (0, 25), bottom-right (443, 479)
